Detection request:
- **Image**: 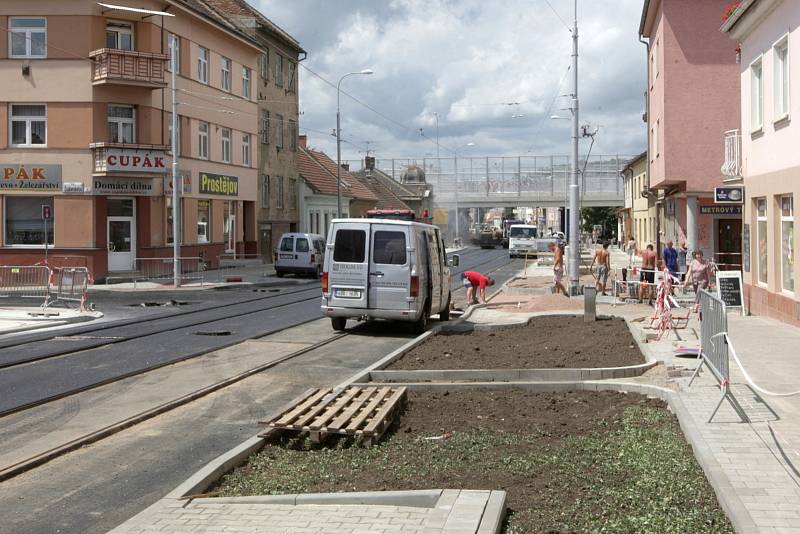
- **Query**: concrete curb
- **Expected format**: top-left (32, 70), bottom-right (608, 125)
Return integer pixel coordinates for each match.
top-left (194, 489), bottom-right (444, 508)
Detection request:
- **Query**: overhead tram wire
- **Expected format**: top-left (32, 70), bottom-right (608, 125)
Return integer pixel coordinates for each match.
top-left (542, 0), bottom-right (572, 32)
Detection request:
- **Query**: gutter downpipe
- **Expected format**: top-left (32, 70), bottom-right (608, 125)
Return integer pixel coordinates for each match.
top-left (639, 33), bottom-right (659, 258)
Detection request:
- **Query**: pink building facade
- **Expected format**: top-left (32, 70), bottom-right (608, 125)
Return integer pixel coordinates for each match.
top-left (640, 0), bottom-right (742, 264)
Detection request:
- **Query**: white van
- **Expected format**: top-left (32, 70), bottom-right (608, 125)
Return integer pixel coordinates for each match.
top-left (274, 232), bottom-right (325, 278)
top-left (321, 219), bottom-right (457, 333)
top-left (508, 224), bottom-right (538, 258)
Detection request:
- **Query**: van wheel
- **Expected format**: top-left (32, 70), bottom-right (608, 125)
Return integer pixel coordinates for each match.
top-left (411, 313), bottom-right (427, 335)
top-left (275, 270), bottom-right (284, 278)
top-left (440, 294), bottom-right (451, 321)
top-left (331, 317), bottom-right (346, 331)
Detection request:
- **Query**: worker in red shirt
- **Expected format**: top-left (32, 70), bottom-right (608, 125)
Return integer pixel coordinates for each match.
top-left (461, 271), bottom-right (495, 304)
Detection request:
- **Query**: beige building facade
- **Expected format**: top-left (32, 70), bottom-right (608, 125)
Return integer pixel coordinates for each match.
top-left (0, 0), bottom-right (263, 279)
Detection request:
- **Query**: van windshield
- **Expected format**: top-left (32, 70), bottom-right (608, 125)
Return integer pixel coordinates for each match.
top-left (510, 227), bottom-right (537, 239)
top-left (279, 237), bottom-right (294, 251)
top-left (296, 238), bottom-right (309, 252)
top-left (373, 231), bottom-right (406, 265)
top-left (333, 230), bottom-right (366, 262)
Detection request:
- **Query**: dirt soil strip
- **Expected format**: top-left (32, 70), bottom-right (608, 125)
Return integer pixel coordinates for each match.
top-left (217, 389), bottom-right (733, 533)
top-left (386, 315), bottom-right (645, 370)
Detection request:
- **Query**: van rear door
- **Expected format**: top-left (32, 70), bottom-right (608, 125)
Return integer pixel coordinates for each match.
top-left (369, 224), bottom-right (410, 311)
top-left (328, 223), bottom-right (369, 309)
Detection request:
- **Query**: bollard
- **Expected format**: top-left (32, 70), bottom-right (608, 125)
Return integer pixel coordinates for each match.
top-left (583, 285), bottom-right (597, 322)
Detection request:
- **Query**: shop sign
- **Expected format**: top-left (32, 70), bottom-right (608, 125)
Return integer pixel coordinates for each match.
top-left (163, 170), bottom-right (192, 195)
top-left (715, 186), bottom-right (744, 204)
top-left (105, 149), bottom-right (167, 174)
top-left (199, 172), bottom-right (239, 196)
top-left (0, 164), bottom-right (62, 190)
top-left (699, 205), bottom-right (742, 215)
top-left (62, 182), bottom-right (87, 194)
top-left (93, 177), bottom-right (158, 196)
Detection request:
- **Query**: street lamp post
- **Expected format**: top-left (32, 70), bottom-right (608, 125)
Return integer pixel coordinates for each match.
top-left (336, 69), bottom-right (373, 218)
top-left (170, 34), bottom-right (181, 288)
top-left (568, 0), bottom-right (580, 295)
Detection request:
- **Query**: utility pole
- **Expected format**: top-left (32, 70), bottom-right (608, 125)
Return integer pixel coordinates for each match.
top-left (568, 0), bottom-right (580, 295)
top-left (336, 69), bottom-right (373, 218)
top-left (171, 34), bottom-right (181, 288)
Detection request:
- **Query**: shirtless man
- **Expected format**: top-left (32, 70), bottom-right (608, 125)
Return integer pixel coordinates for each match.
top-left (549, 242), bottom-right (569, 297)
top-left (591, 241), bottom-right (611, 296)
top-left (639, 243), bottom-right (657, 305)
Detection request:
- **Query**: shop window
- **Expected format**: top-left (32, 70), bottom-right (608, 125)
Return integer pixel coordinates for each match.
top-left (221, 128), bottom-right (231, 163)
top-left (108, 105), bottom-right (135, 144)
top-left (10, 104), bottom-right (46, 147)
top-left (757, 198), bottom-right (768, 285)
top-left (223, 201), bottom-right (236, 253)
top-left (781, 196), bottom-right (794, 292)
top-left (221, 57), bottom-right (231, 92)
top-left (107, 198), bottom-right (134, 216)
top-left (197, 199), bottom-right (210, 244)
top-left (106, 21), bottom-right (133, 50)
top-left (5, 196), bottom-right (54, 246)
top-left (198, 121), bottom-right (209, 159)
top-left (9, 17), bottom-right (46, 58)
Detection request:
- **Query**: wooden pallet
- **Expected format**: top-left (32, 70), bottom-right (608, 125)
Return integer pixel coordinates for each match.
top-left (259, 386), bottom-right (407, 446)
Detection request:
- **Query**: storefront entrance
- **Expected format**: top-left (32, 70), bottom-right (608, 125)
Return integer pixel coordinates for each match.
top-left (717, 218), bottom-right (742, 270)
top-left (107, 198), bottom-right (136, 272)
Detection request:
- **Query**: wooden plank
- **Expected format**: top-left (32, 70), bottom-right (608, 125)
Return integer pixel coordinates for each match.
top-left (270, 389), bottom-right (329, 427)
top-left (259, 388), bottom-right (319, 425)
top-left (327, 388), bottom-right (376, 431)
top-left (308, 387), bottom-right (363, 431)
top-left (363, 387), bottom-right (407, 435)
top-left (344, 387), bottom-right (392, 433)
top-left (289, 389), bottom-right (341, 429)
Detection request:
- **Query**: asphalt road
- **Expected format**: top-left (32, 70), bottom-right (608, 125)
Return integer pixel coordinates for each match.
top-left (0, 246), bottom-right (518, 534)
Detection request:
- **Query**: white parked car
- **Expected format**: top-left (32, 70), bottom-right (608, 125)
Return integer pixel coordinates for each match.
top-left (320, 219), bottom-right (457, 333)
top-left (274, 232), bottom-right (325, 278)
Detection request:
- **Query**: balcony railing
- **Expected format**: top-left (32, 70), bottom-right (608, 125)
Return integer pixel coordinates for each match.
top-left (91, 142), bottom-right (170, 175)
top-left (89, 48), bottom-right (168, 88)
top-left (721, 129), bottom-right (742, 180)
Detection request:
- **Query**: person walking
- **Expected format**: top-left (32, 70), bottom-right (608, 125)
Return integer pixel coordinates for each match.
top-left (684, 250), bottom-right (711, 312)
top-left (461, 271), bottom-right (495, 305)
top-left (549, 241), bottom-right (570, 297)
top-left (626, 237), bottom-right (636, 267)
top-left (677, 242), bottom-right (688, 281)
top-left (590, 241), bottom-right (611, 296)
top-left (639, 244), bottom-right (657, 305)
top-left (663, 240), bottom-right (679, 279)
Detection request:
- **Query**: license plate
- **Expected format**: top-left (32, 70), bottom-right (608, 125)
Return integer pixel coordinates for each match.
top-left (279, 254), bottom-right (293, 259)
top-left (335, 289), bottom-right (361, 298)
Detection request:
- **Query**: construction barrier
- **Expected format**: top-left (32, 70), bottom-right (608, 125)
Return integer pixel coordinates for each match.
top-left (0, 265), bottom-right (51, 300)
top-left (215, 254), bottom-right (263, 282)
top-left (51, 267), bottom-right (91, 310)
top-left (130, 257), bottom-right (204, 288)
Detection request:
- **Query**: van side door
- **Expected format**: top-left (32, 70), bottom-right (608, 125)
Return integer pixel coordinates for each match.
top-left (369, 224), bottom-right (410, 311)
top-left (425, 230), bottom-right (443, 312)
top-left (327, 223), bottom-right (370, 310)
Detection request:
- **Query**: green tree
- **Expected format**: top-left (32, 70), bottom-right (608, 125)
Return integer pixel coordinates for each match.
top-left (580, 207), bottom-right (618, 240)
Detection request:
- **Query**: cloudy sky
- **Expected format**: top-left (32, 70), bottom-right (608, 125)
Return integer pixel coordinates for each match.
top-left (255, 0), bottom-right (647, 162)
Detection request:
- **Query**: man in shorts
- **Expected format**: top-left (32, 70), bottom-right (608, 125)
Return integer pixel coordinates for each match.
top-left (639, 243), bottom-right (656, 305)
top-left (462, 271), bottom-right (495, 304)
top-left (591, 241), bottom-right (611, 296)
top-left (549, 242), bottom-right (569, 297)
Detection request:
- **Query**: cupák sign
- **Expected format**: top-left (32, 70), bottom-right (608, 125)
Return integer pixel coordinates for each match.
top-left (0, 164), bottom-right (62, 190)
top-left (199, 172), bottom-right (239, 196)
top-left (104, 149), bottom-right (167, 173)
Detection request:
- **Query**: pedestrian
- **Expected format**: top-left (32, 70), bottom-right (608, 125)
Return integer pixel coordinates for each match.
top-left (639, 243), bottom-right (656, 305)
top-left (626, 236), bottom-right (636, 267)
top-left (590, 241), bottom-right (611, 296)
top-left (677, 242), bottom-right (688, 281)
top-left (549, 241), bottom-right (570, 297)
top-left (663, 240), bottom-right (679, 279)
top-left (461, 271), bottom-right (495, 304)
top-left (684, 250), bottom-right (711, 312)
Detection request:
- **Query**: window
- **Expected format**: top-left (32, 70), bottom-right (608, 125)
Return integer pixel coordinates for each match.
top-left (242, 67), bottom-right (251, 99)
top-left (757, 198), bottom-right (768, 284)
top-left (106, 21), bottom-right (133, 50)
top-left (373, 231), bottom-right (407, 265)
top-left (221, 57), bottom-right (231, 92)
top-left (198, 47), bottom-right (209, 84)
top-left (198, 121), bottom-right (209, 159)
top-left (275, 114), bottom-right (284, 149)
top-left (10, 104), bottom-right (46, 147)
top-left (276, 176), bottom-right (284, 208)
top-left (275, 54), bottom-right (284, 87)
top-left (9, 17), bottom-right (46, 58)
top-left (260, 110), bottom-right (269, 144)
top-left (242, 134), bottom-right (251, 166)
top-left (333, 230), bottom-right (366, 263)
top-left (5, 196), bottom-right (54, 246)
top-left (287, 61), bottom-right (296, 93)
top-left (197, 200), bottom-right (210, 244)
top-left (261, 174), bottom-right (270, 207)
top-left (259, 52), bottom-right (269, 80)
top-left (167, 33), bottom-right (179, 73)
top-left (223, 201), bottom-right (236, 252)
top-left (781, 196), bottom-right (794, 292)
top-left (774, 37), bottom-right (790, 121)
top-left (221, 128), bottom-right (231, 163)
top-left (279, 236), bottom-right (294, 252)
top-left (108, 105), bottom-right (135, 144)
top-left (655, 119), bottom-right (660, 157)
top-left (296, 237), bottom-right (309, 253)
top-left (289, 178), bottom-right (297, 209)
top-left (751, 57), bottom-right (763, 132)
top-left (168, 115), bottom-right (180, 156)
top-left (288, 120), bottom-right (297, 150)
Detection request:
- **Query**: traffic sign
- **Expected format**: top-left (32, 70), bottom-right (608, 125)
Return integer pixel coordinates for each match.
top-left (42, 205), bottom-right (52, 220)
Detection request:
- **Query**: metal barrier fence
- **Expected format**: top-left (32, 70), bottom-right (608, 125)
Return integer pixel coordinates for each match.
top-left (215, 254), bottom-right (263, 282)
top-left (132, 257), bottom-right (204, 288)
top-left (52, 267), bottom-right (91, 308)
top-left (0, 266), bottom-right (51, 299)
top-left (688, 290), bottom-right (747, 422)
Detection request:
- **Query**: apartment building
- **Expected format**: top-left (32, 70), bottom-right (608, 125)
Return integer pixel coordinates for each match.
top-left (722, 0), bottom-right (799, 325)
top-left (639, 0), bottom-right (742, 262)
top-left (621, 152), bottom-right (656, 247)
top-left (0, 0), bottom-right (261, 280)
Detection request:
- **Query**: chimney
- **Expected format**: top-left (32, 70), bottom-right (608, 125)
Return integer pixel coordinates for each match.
top-left (365, 156), bottom-right (375, 170)
top-left (341, 163), bottom-right (350, 171)
top-left (298, 135), bottom-right (307, 149)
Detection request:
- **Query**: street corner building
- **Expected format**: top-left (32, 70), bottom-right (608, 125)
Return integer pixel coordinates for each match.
top-left (0, 0), bottom-right (302, 281)
top-left (722, 0), bottom-right (800, 326)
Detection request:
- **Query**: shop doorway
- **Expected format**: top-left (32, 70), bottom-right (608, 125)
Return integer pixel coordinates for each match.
top-left (107, 197), bottom-right (136, 272)
top-left (717, 218), bottom-right (742, 270)
top-left (259, 226), bottom-right (272, 262)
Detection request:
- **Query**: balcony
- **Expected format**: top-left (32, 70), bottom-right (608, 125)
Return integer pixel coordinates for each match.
top-left (721, 129), bottom-right (742, 181)
top-left (91, 142), bottom-right (170, 176)
top-left (89, 48), bottom-right (168, 88)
